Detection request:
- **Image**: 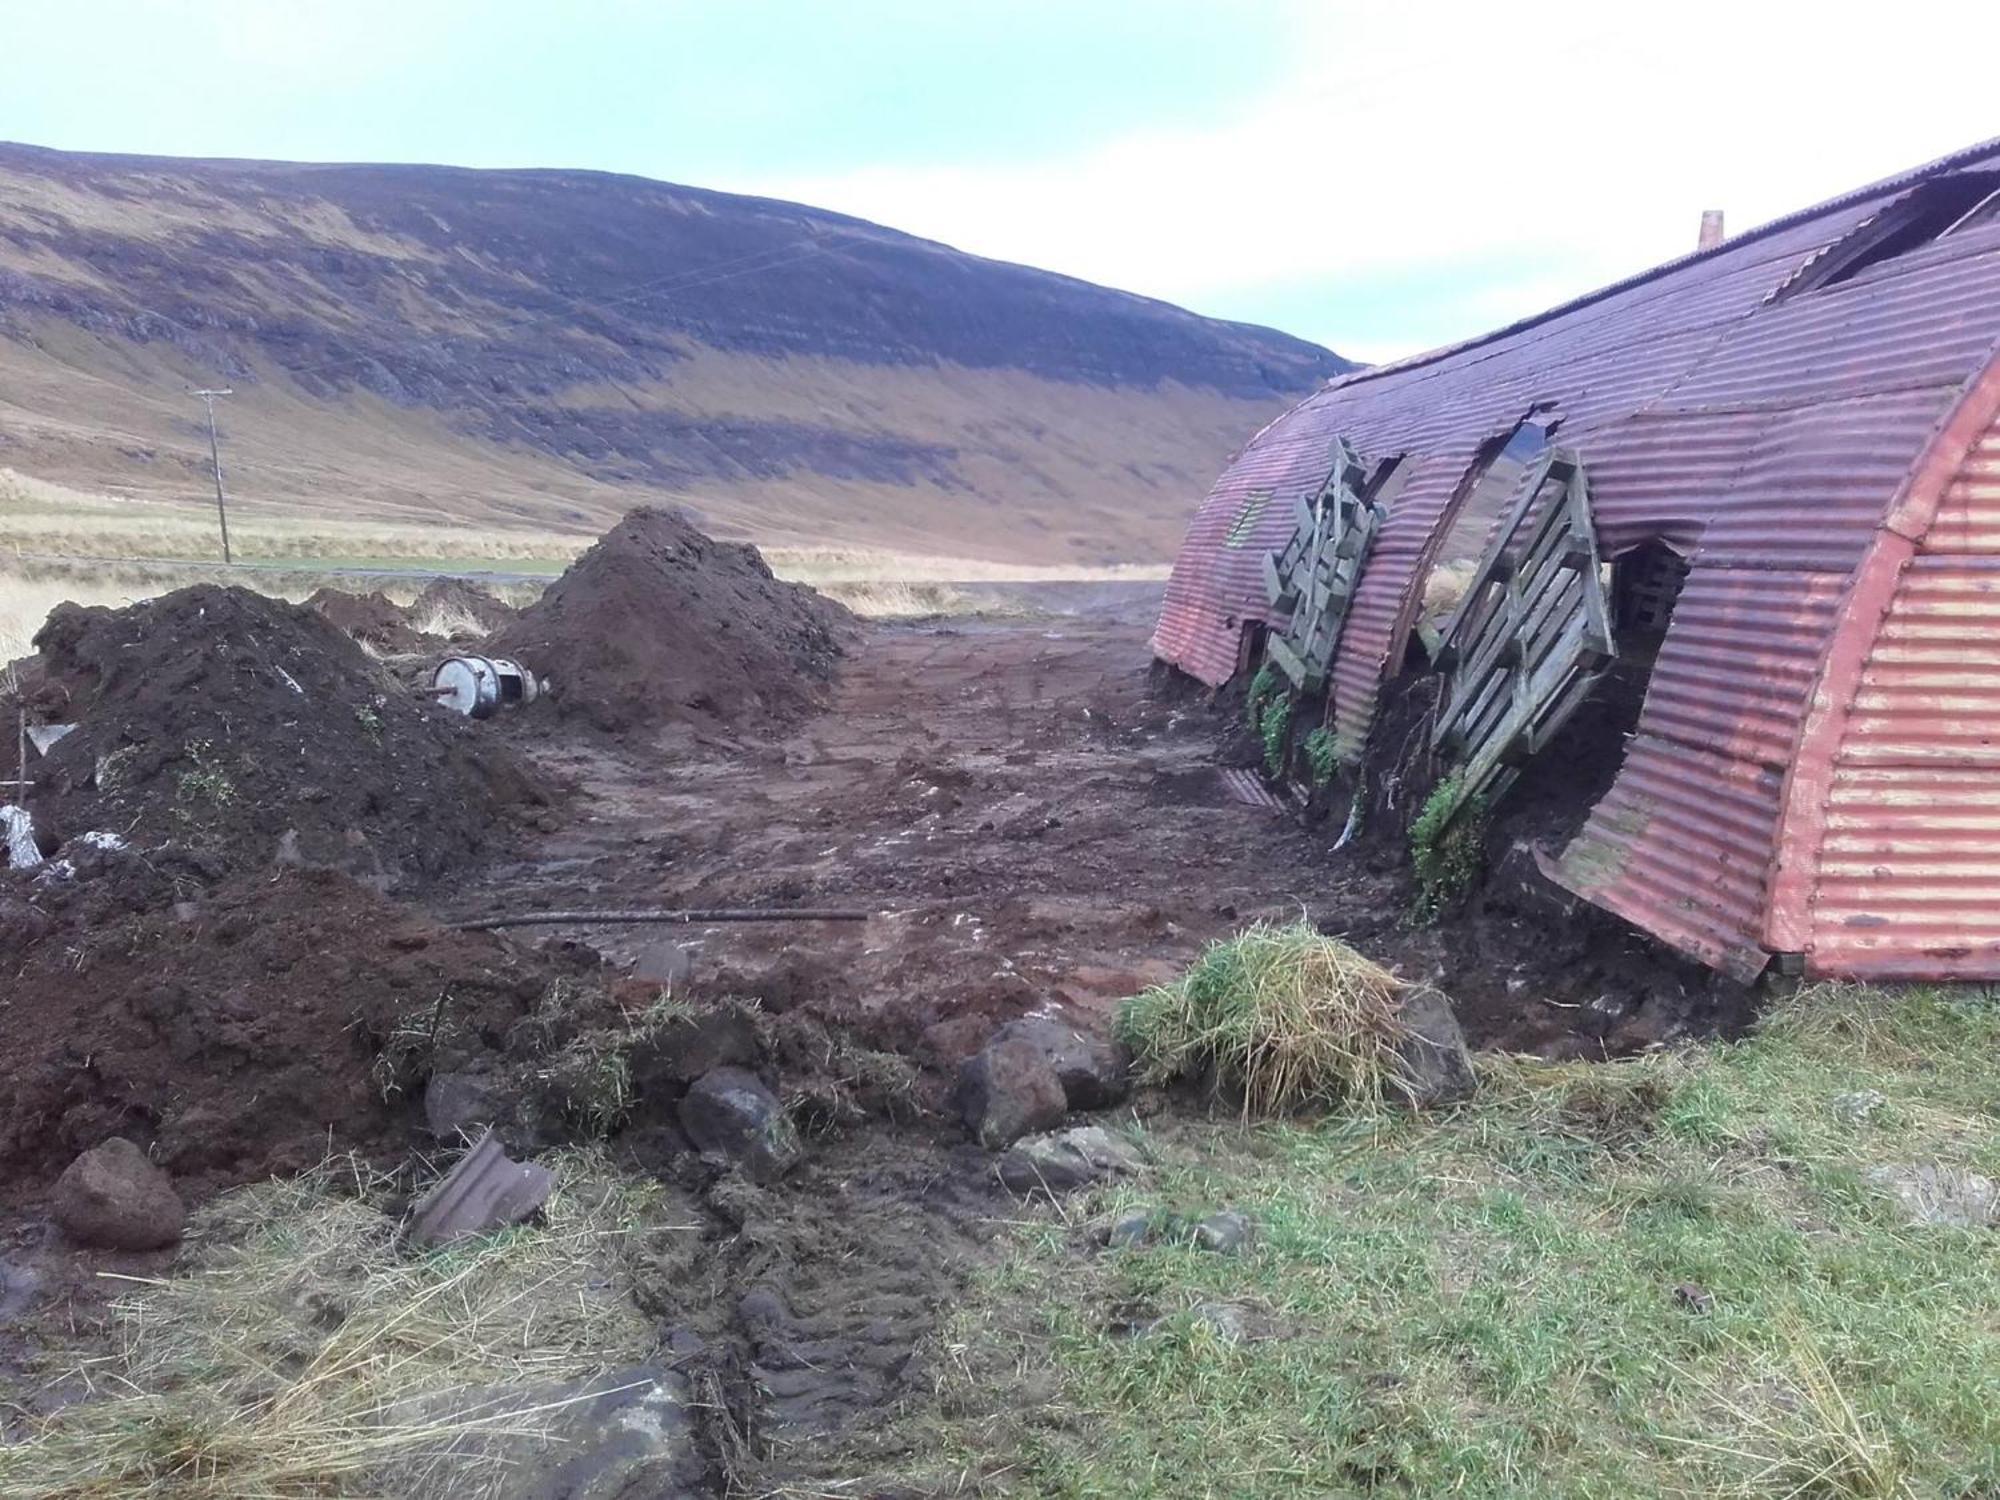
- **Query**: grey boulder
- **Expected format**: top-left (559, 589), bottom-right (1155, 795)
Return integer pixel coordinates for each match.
top-left (1866, 1162), bottom-right (1999, 1228)
top-left (996, 1125), bottom-right (1145, 1194)
top-left (957, 1034), bottom-right (1067, 1149)
top-left (1390, 986), bottom-right (1477, 1109)
top-left (680, 1067), bottom-right (802, 1184)
top-left (52, 1137), bottom-right (185, 1251)
top-left (988, 1015), bottom-right (1130, 1109)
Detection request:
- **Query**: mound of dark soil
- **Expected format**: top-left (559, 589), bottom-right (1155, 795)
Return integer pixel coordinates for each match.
top-left (25, 585), bottom-right (549, 890)
top-left (488, 508), bottom-right (853, 735)
top-left (0, 864), bottom-right (610, 1197)
top-left (411, 576), bottom-right (519, 638)
top-left (304, 586), bottom-right (427, 654)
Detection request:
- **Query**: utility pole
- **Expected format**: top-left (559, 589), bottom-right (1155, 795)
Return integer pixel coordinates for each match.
top-left (191, 387), bottom-right (235, 564)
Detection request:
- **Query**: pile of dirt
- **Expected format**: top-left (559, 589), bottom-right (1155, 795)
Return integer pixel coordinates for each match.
top-left (410, 576), bottom-right (519, 638)
top-left (304, 586), bottom-right (428, 654)
top-left (0, 864), bottom-right (617, 1195)
top-left (22, 585), bottom-right (550, 891)
top-left (488, 508), bottom-right (853, 734)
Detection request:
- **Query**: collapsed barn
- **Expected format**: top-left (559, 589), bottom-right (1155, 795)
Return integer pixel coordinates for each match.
top-left (1154, 137), bottom-right (2000, 983)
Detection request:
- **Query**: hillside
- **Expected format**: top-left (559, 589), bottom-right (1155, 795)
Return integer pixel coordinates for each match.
top-left (0, 143), bottom-right (1350, 564)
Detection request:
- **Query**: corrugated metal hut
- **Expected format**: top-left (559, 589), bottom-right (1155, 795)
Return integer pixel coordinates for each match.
top-left (1152, 138), bottom-right (2000, 983)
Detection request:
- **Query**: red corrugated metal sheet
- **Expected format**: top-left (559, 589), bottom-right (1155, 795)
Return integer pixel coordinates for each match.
top-left (1785, 391), bottom-right (2000, 977)
top-left (1551, 735), bottom-right (1785, 982)
top-left (1155, 135), bottom-right (2000, 978)
top-left (1552, 567), bottom-right (1846, 974)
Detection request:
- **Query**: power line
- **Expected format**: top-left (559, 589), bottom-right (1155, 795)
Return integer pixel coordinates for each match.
top-left (190, 387), bottom-right (234, 564)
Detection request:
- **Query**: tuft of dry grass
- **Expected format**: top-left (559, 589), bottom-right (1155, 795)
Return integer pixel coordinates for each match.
top-left (1116, 920), bottom-right (1416, 1115)
top-left (1671, 1312), bottom-right (1917, 1499)
top-left (1419, 557), bottom-right (1478, 624)
top-left (0, 1150), bottom-right (681, 1499)
top-left (812, 579), bottom-right (980, 619)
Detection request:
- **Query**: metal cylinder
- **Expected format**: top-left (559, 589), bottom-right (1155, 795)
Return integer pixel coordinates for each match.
top-left (431, 655), bottom-right (539, 718)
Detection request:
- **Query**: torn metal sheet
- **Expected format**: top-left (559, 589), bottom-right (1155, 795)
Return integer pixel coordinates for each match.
top-left (1217, 768), bottom-right (1287, 811)
top-left (408, 1129), bottom-right (553, 1248)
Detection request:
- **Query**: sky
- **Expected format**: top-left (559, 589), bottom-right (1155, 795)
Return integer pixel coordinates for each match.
top-left (6, 0), bottom-right (1997, 363)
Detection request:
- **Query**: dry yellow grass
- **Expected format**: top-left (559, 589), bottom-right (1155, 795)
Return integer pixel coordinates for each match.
top-left (0, 468), bottom-right (588, 567)
top-left (0, 1150), bottom-right (684, 1500)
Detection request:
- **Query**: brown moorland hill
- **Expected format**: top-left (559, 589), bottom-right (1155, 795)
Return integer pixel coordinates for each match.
top-left (0, 143), bottom-right (1351, 564)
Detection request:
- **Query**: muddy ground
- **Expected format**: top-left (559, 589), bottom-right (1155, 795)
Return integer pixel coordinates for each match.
top-left (450, 583), bottom-right (1739, 1069)
top-left (1, 580), bottom-right (1754, 1494)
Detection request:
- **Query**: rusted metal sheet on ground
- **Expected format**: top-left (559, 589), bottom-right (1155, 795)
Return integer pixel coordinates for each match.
top-left (1552, 734), bottom-right (1786, 982)
top-left (1154, 134), bottom-right (2000, 978)
top-left (409, 1129), bottom-right (553, 1247)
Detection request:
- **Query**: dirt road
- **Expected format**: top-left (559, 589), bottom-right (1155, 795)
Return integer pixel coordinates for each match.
top-left (443, 588), bottom-right (1335, 1071)
top-left (445, 584), bottom-right (1737, 1067)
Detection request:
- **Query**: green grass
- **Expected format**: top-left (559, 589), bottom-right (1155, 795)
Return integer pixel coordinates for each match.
top-left (900, 983), bottom-right (2000, 1497)
top-left (1409, 775), bottom-right (1487, 923)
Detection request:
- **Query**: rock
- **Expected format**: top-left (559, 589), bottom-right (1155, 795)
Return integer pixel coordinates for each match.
top-left (424, 1070), bottom-right (508, 1140)
top-left (996, 1125), bottom-right (1145, 1194)
top-left (1179, 1300), bottom-right (1280, 1345)
top-left (1103, 1208), bottom-right (1154, 1249)
top-left (679, 1068), bottom-right (801, 1184)
top-left (989, 1015), bottom-right (1130, 1109)
top-left (1192, 1210), bottom-right (1254, 1255)
top-left (51, 1137), bottom-right (185, 1250)
top-left (632, 941), bottom-right (697, 988)
top-left (1672, 1281), bottom-right (1714, 1314)
top-left (1866, 1162), bottom-right (1999, 1228)
top-left (1830, 1089), bottom-right (1889, 1128)
top-left (1191, 1302), bottom-right (1253, 1345)
top-left (957, 1035), bottom-right (1067, 1149)
top-left (481, 1366), bottom-right (704, 1500)
top-left (1390, 986), bottom-right (1477, 1109)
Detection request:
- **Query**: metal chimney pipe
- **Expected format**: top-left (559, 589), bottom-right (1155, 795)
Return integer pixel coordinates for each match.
top-left (1698, 210), bottom-right (1726, 250)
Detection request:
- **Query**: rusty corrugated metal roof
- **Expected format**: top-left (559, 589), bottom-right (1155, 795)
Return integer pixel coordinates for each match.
top-left (1154, 136), bottom-right (2000, 980)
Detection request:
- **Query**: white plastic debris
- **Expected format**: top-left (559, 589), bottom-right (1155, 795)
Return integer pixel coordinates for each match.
top-left (1, 805), bottom-right (42, 869)
top-left (26, 724), bottom-right (76, 755)
top-left (276, 667), bottom-right (306, 697)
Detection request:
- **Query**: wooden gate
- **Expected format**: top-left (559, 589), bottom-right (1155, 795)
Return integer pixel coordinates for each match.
top-left (1428, 448), bottom-right (1613, 821)
top-left (1262, 439), bottom-right (1382, 693)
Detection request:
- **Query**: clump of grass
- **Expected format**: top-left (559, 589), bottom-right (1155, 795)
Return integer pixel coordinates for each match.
top-left (1117, 920), bottom-right (1414, 1115)
top-left (1302, 725), bottom-right (1339, 787)
top-left (532, 985), bottom-right (701, 1137)
top-left (1244, 662), bottom-right (1281, 733)
top-left (1258, 692), bottom-right (1293, 777)
top-left (0, 1150), bottom-right (679, 1499)
top-left (1409, 775), bottom-right (1487, 922)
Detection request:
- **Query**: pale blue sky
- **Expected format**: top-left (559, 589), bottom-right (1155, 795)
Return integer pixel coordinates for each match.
top-left (7, 1), bottom-right (1996, 362)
